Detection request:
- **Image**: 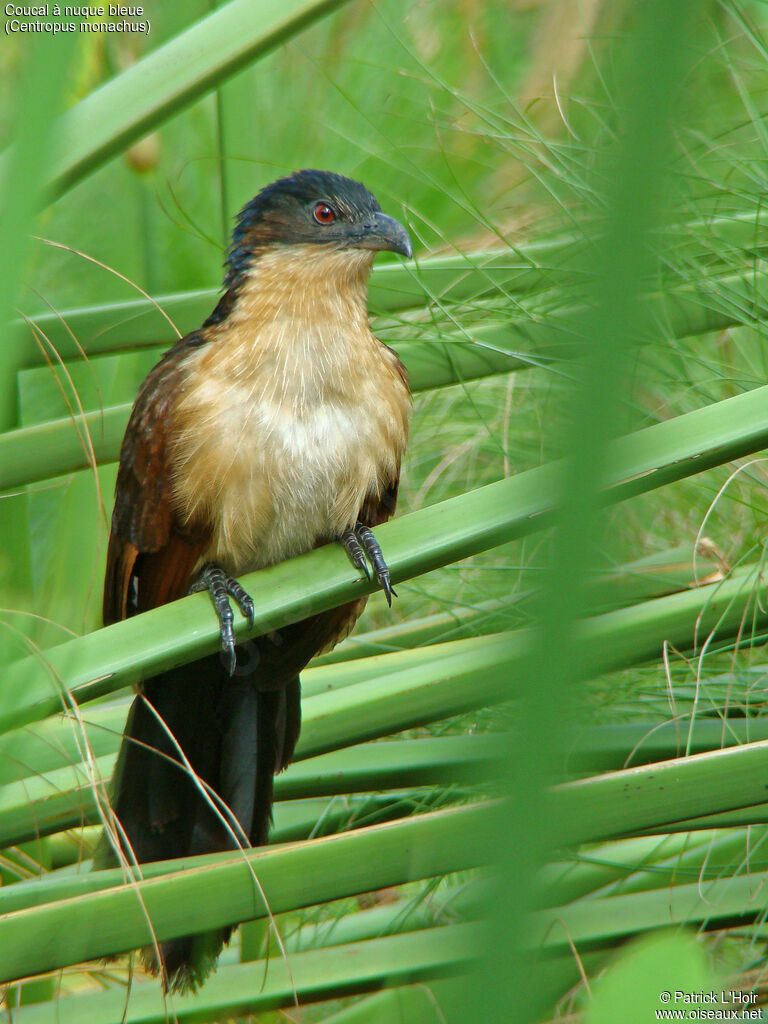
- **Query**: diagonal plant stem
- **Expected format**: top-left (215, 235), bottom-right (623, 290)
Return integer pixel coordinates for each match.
top-left (3, 376), bottom-right (768, 733)
top-left (0, 801), bottom-right (492, 979)
top-left (4, 257), bottom-right (767, 487)
top-left (4, 0), bottom-right (353, 202)
top-left (5, 925), bottom-right (480, 1023)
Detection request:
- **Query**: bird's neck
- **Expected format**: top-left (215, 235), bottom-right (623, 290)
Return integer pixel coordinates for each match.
top-left (200, 245), bottom-right (377, 405)
top-left (232, 244), bottom-right (372, 331)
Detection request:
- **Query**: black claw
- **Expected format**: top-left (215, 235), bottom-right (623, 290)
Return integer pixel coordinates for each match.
top-left (189, 563), bottom-right (254, 674)
top-left (223, 641), bottom-right (237, 677)
top-left (350, 524), bottom-right (396, 606)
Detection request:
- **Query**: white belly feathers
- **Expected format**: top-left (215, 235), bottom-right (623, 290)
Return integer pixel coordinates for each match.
top-left (215, 391), bottom-right (381, 572)
top-left (168, 323), bottom-right (407, 577)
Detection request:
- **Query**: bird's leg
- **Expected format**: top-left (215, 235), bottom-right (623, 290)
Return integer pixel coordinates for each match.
top-left (189, 563), bottom-right (255, 675)
top-left (356, 526), bottom-right (396, 605)
top-left (341, 524), bottom-right (396, 606)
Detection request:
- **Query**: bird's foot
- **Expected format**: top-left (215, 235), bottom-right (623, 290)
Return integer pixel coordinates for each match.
top-left (189, 563), bottom-right (254, 675)
top-left (340, 524), bottom-right (396, 606)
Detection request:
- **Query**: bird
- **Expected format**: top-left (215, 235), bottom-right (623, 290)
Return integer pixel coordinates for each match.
top-left (98, 169), bottom-right (412, 990)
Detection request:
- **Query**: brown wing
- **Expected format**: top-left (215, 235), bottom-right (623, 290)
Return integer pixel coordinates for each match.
top-left (103, 337), bottom-right (211, 625)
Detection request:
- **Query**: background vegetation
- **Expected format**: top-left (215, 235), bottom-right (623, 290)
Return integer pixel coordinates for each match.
top-left (3, 1), bottom-right (768, 1021)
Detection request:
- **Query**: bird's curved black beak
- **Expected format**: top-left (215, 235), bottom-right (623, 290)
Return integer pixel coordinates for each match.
top-left (354, 212), bottom-right (412, 259)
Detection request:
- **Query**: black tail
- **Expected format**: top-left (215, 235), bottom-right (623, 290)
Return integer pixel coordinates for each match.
top-left (97, 653), bottom-right (300, 991)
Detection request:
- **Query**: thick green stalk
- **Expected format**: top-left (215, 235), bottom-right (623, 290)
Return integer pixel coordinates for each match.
top-left (5, 262), bottom-right (768, 488)
top-left (4, 373), bottom-right (768, 735)
top-left (28, 0), bottom-right (351, 200)
top-left (481, 6), bottom-right (700, 1021)
top-left (553, 737), bottom-right (768, 843)
top-left (317, 987), bottom-right (452, 1024)
top-left (0, 802), bottom-right (491, 980)
top-left (11, 706), bottom-right (768, 851)
top-left (572, 718), bottom-right (768, 772)
top-left (542, 832), bottom-right (721, 906)
top-left (7, 924), bottom-right (479, 1024)
top-left (533, 867), bottom-right (768, 952)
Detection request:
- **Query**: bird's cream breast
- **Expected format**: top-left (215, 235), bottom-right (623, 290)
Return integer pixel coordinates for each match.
top-left (168, 289), bottom-right (409, 576)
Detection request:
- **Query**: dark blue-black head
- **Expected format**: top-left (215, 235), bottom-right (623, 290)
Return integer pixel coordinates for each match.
top-left (225, 170), bottom-right (412, 288)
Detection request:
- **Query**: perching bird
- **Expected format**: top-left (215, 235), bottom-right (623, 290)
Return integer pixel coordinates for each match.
top-left (99, 170), bottom-right (412, 990)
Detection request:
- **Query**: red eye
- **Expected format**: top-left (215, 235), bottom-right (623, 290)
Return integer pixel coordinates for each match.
top-left (313, 203), bottom-right (336, 224)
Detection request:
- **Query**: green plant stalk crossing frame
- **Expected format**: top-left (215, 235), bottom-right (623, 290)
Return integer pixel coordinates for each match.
top-left (0, 801), bottom-right (491, 980)
top-left (6, 925), bottom-right (480, 1024)
top-left (3, 374), bottom-right (768, 734)
top-left (4, 260), bottom-right (766, 488)
top-left (31, 0), bottom-right (354, 199)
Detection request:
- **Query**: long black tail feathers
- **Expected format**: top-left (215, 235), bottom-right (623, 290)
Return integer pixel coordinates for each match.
top-left (95, 663), bottom-right (301, 993)
top-left (144, 929), bottom-right (233, 994)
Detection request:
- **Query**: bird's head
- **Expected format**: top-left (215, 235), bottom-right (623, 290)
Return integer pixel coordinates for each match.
top-left (225, 170), bottom-right (412, 289)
